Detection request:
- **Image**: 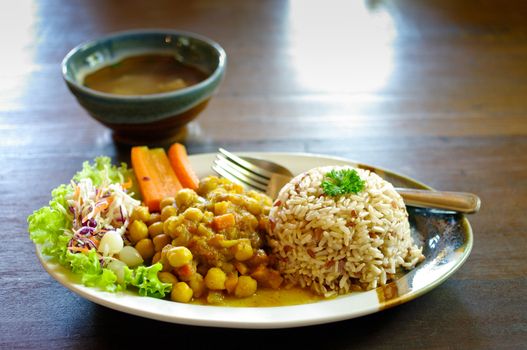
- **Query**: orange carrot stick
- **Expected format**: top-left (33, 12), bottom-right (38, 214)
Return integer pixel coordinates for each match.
top-left (149, 148), bottom-right (183, 195)
top-left (131, 146), bottom-right (182, 212)
top-left (168, 143), bottom-right (199, 190)
top-left (131, 146), bottom-right (160, 211)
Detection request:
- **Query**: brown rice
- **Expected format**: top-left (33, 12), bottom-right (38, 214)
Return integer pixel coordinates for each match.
top-left (268, 166), bottom-right (424, 297)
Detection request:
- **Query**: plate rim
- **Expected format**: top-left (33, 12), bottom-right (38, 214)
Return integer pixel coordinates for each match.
top-left (34, 151), bottom-right (474, 328)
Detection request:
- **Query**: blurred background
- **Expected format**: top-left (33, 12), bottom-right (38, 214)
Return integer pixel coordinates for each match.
top-left (2, 0), bottom-right (526, 190)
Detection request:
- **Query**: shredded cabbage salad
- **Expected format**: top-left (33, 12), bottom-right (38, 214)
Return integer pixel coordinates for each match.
top-left (28, 157), bottom-right (171, 297)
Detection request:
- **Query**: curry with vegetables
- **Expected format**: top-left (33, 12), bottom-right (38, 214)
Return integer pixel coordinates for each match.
top-left (126, 176), bottom-right (286, 304)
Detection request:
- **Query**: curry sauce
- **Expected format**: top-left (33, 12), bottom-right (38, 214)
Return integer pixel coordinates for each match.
top-left (193, 286), bottom-right (323, 307)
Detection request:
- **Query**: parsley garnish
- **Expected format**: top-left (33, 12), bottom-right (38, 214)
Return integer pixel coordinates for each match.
top-left (321, 169), bottom-right (365, 196)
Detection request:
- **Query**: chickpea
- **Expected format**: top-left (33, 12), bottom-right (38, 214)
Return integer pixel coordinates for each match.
top-left (209, 188), bottom-right (227, 198)
top-left (232, 182), bottom-right (244, 194)
top-left (152, 251), bottom-right (161, 265)
top-left (172, 228), bottom-right (190, 246)
top-left (135, 238), bottom-right (155, 260)
top-left (167, 246), bottom-right (193, 268)
top-left (226, 194), bottom-right (244, 206)
top-left (204, 267), bottom-right (227, 290)
top-left (234, 240), bottom-right (254, 261)
top-left (175, 188), bottom-right (198, 208)
top-left (148, 221), bottom-right (164, 238)
top-left (245, 198), bottom-right (262, 215)
top-left (183, 207), bottom-right (204, 222)
top-left (128, 220), bottom-right (149, 243)
top-left (146, 212), bottom-right (162, 226)
top-left (161, 205), bottom-right (178, 222)
top-left (239, 213), bottom-right (258, 231)
top-left (158, 271), bottom-right (178, 285)
top-left (163, 215), bottom-right (184, 238)
top-left (197, 176), bottom-right (219, 195)
top-left (153, 234), bottom-right (171, 252)
top-left (130, 206), bottom-right (150, 222)
top-left (248, 191), bottom-right (272, 206)
top-left (188, 273), bottom-right (205, 298)
top-left (234, 276), bottom-right (257, 298)
top-left (262, 196), bottom-right (273, 207)
top-left (159, 245), bottom-right (174, 271)
top-left (246, 190), bottom-right (261, 200)
top-left (220, 262), bottom-right (235, 273)
top-left (214, 201), bottom-right (230, 215)
top-left (201, 211), bottom-right (214, 224)
top-left (161, 243), bottom-right (174, 257)
top-left (159, 196), bottom-right (175, 210)
top-left (171, 282), bottom-right (193, 303)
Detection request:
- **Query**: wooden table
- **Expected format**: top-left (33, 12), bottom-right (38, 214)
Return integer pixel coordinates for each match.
top-left (2, 0), bottom-right (526, 348)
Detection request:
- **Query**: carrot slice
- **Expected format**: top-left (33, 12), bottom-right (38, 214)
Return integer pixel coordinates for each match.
top-left (212, 213), bottom-right (236, 231)
top-left (168, 143), bottom-right (199, 190)
top-left (131, 146), bottom-right (182, 212)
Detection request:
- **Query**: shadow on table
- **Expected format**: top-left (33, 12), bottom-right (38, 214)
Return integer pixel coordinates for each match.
top-left (86, 282), bottom-right (483, 349)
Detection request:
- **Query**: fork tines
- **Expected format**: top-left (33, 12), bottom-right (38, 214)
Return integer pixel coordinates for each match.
top-left (212, 148), bottom-right (271, 192)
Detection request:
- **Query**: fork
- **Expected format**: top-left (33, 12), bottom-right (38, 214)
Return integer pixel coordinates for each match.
top-left (212, 148), bottom-right (481, 214)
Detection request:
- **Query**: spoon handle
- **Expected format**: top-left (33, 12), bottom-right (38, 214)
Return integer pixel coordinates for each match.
top-left (395, 188), bottom-right (481, 214)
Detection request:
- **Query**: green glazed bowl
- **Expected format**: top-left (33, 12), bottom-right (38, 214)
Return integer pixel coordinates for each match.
top-left (62, 29), bottom-right (226, 144)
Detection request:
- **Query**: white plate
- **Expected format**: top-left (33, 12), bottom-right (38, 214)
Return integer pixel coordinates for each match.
top-left (36, 152), bottom-right (473, 328)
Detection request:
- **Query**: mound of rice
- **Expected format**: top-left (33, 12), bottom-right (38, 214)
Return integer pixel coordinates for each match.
top-left (268, 166), bottom-right (424, 297)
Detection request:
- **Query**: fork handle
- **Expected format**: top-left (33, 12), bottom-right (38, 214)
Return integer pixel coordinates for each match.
top-left (395, 188), bottom-right (481, 214)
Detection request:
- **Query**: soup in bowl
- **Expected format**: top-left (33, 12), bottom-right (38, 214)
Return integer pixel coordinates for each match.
top-left (62, 29), bottom-right (226, 144)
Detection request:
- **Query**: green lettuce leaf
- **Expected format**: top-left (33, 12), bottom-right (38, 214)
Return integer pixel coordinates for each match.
top-left (73, 156), bottom-right (133, 187)
top-left (68, 250), bottom-right (121, 292)
top-left (125, 263), bottom-right (172, 298)
top-left (28, 184), bottom-right (73, 265)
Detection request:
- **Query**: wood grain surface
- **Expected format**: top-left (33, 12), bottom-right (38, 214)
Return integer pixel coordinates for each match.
top-left (1, 0), bottom-right (526, 348)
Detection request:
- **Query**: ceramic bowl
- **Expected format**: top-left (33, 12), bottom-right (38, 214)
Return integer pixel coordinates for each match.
top-left (62, 29), bottom-right (226, 144)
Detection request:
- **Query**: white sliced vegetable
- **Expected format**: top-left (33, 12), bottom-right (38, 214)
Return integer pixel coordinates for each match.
top-left (118, 246), bottom-right (144, 267)
top-left (98, 231), bottom-right (123, 256)
top-left (107, 259), bottom-right (127, 284)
